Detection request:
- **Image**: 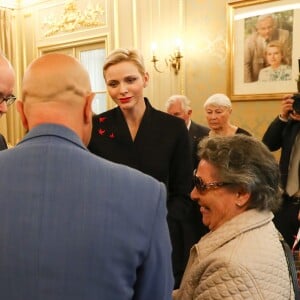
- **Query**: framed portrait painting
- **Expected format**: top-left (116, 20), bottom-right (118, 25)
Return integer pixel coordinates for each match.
top-left (227, 0), bottom-right (300, 101)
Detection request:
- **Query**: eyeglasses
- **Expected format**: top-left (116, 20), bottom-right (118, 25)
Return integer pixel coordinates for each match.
top-left (193, 169), bottom-right (232, 193)
top-left (0, 94), bottom-right (16, 106)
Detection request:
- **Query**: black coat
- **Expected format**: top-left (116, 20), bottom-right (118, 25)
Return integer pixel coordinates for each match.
top-left (262, 116), bottom-right (300, 189)
top-left (88, 98), bottom-right (196, 286)
top-left (88, 98), bottom-right (193, 220)
top-left (262, 116), bottom-right (300, 248)
top-left (0, 133), bottom-right (7, 151)
top-left (188, 121), bottom-right (209, 170)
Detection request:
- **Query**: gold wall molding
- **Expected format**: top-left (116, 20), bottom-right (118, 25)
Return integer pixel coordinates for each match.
top-left (42, 0), bottom-right (105, 37)
top-left (201, 35), bottom-right (226, 65)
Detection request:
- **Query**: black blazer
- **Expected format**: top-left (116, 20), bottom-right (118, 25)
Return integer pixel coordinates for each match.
top-left (0, 133), bottom-right (7, 151)
top-left (189, 121), bottom-right (209, 169)
top-left (88, 98), bottom-right (193, 220)
top-left (263, 116), bottom-right (300, 189)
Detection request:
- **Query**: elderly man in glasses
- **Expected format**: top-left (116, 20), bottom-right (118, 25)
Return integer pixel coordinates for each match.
top-left (0, 52), bottom-right (16, 150)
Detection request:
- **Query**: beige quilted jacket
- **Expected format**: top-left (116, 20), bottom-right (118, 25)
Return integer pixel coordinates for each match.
top-left (173, 209), bottom-right (295, 299)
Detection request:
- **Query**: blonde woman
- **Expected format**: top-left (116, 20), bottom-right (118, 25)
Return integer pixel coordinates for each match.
top-left (88, 48), bottom-right (194, 288)
top-left (258, 40), bottom-right (292, 81)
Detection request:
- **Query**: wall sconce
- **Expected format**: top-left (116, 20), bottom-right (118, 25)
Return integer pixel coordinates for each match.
top-left (151, 39), bottom-right (183, 75)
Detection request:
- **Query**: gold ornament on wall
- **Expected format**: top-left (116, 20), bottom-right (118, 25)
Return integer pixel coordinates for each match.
top-left (151, 39), bottom-right (184, 75)
top-left (42, 0), bottom-right (105, 37)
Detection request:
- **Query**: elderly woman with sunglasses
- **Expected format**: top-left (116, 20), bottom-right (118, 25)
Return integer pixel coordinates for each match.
top-left (173, 134), bottom-right (295, 299)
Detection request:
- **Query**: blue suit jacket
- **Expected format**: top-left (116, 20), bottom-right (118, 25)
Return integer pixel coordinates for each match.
top-left (0, 124), bottom-right (173, 300)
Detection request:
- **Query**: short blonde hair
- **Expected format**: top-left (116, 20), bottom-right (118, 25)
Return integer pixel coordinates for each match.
top-left (265, 40), bottom-right (287, 64)
top-left (204, 93), bottom-right (232, 108)
top-left (103, 48), bottom-right (146, 78)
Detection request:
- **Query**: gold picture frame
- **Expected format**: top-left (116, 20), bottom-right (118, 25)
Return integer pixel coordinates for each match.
top-left (227, 0), bottom-right (300, 101)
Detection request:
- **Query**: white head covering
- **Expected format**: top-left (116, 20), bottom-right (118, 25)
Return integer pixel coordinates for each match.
top-left (204, 93), bottom-right (232, 108)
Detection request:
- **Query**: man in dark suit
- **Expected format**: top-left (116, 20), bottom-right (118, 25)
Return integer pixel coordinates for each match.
top-left (165, 94), bottom-right (209, 169)
top-left (165, 94), bottom-right (209, 276)
top-left (0, 52), bottom-right (16, 150)
top-left (0, 53), bottom-right (174, 300)
top-left (263, 94), bottom-right (300, 249)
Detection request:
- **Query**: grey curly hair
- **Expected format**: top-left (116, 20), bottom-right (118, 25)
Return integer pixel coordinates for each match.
top-left (197, 134), bottom-right (282, 212)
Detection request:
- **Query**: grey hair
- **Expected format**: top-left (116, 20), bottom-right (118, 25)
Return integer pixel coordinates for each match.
top-left (256, 14), bottom-right (277, 28)
top-left (165, 95), bottom-right (191, 113)
top-left (197, 135), bottom-right (282, 212)
top-left (203, 93), bottom-right (232, 109)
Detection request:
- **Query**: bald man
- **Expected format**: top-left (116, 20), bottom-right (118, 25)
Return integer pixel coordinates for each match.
top-left (0, 52), bottom-right (16, 150)
top-left (0, 53), bottom-right (173, 300)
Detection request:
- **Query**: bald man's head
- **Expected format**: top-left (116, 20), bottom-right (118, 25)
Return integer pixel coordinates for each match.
top-left (18, 53), bottom-right (94, 145)
top-left (22, 53), bottom-right (91, 104)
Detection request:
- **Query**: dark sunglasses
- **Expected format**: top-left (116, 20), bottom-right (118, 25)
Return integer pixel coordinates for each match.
top-left (193, 169), bottom-right (232, 192)
top-left (0, 94), bottom-right (16, 106)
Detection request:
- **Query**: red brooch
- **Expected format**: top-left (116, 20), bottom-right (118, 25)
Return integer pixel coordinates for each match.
top-left (98, 116), bottom-right (115, 138)
top-left (98, 128), bottom-right (105, 135)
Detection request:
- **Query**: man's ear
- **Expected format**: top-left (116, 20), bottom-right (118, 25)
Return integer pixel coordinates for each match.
top-left (84, 93), bottom-right (95, 124)
top-left (16, 100), bottom-right (29, 130)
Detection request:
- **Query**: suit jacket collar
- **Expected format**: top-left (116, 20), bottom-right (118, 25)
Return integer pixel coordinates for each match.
top-left (189, 121), bottom-right (197, 133)
top-left (112, 97), bottom-right (156, 141)
top-left (115, 97), bottom-right (154, 117)
top-left (18, 123), bottom-right (87, 151)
